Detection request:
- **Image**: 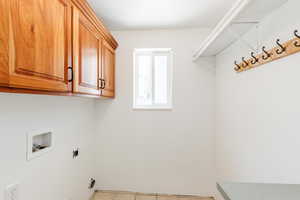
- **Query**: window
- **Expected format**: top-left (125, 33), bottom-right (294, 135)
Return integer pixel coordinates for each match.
top-left (133, 49), bottom-right (173, 109)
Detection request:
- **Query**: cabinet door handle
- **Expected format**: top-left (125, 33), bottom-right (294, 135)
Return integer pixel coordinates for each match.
top-left (99, 78), bottom-right (102, 89)
top-left (103, 79), bottom-right (106, 89)
top-left (99, 78), bottom-right (104, 89)
top-left (68, 67), bottom-right (73, 82)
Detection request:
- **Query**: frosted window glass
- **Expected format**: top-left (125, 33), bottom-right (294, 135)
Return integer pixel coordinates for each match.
top-left (134, 49), bottom-right (172, 109)
top-left (154, 55), bottom-right (168, 104)
top-left (137, 55), bottom-right (152, 105)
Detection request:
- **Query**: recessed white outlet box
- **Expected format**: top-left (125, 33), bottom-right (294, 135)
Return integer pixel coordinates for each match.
top-left (27, 129), bottom-right (53, 161)
top-left (5, 183), bottom-right (19, 200)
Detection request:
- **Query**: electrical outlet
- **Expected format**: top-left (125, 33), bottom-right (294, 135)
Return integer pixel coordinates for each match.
top-left (5, 183), bottom-right (19, 200)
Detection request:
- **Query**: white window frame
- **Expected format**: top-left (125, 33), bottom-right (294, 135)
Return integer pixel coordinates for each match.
top-left (133, 48), bottom-right (173, 110)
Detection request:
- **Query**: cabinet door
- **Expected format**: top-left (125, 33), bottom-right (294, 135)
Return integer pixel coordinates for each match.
top-left (72, 7), bottom-right (101, 95)
top-left (0, 0), bottom-right (9, 86)
top-left (101, 40), bottom-right (115, 98)
top-left (9, 0), bottom-right (72, 92)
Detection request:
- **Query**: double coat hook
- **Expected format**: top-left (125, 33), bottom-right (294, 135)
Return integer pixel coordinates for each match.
top-left (276, 39), bottom-right (286, 54)
top-left (294, 30), bottom-right (300, 47)
top-left (251, 52), bottom-right (259, 64)
top-left (234, 61), bottom-right (241, 71)
top-left (262, 46), bottom-right (272, 60)
top-left (242, 57), bottom-right (249, 68)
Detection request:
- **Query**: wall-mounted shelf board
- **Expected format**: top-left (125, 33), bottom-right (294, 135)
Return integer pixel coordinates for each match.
top-left (193, 0), bottom-right (288, 60)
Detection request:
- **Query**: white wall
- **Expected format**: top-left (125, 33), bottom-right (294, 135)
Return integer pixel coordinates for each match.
top-left (95, 29), bottom-right (216, 196)
top-left (216, 0), bottom-right (300, 186)
top-left (0, 94), bottom-right (96, 200)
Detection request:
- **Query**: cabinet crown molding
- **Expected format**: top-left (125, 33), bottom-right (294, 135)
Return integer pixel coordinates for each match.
top-left (71, 0), bottom-right (118, 50)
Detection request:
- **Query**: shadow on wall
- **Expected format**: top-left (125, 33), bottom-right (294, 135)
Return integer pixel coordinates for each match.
top-left (195, 56), bottom-right (216, 74)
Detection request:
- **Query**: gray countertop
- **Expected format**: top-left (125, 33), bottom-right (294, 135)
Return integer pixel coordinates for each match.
top-left (217, 182), bottom-right (300, 200)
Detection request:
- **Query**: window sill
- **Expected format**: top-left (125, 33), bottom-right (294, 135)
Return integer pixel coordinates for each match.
top-left (133, 107), bottom-right (173, 111)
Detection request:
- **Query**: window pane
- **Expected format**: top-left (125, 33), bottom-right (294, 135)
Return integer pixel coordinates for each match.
top-left (136, 55), bottom-right (152, 105)
top-left (154, 55), bottom-right (168, 104)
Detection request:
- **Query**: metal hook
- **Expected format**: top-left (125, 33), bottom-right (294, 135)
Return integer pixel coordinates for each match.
top-left (262, 46), bottom-right (272, 60)
top-left (251, 52), bottom-right (259, 64)
top-left (294, 30), bottom-right (300, 47)
top-left (234, 61), bottom-right (241, 71)
top-left (242, 57), bottom-right (248, 68)
top-left (276, 39), bottom-right (286, 54)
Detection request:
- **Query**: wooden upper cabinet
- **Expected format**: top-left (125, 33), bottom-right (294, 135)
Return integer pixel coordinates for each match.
top-left (8, 0), bottom-right (72, 92)
top-left (101, 40), bottom-right (115, 98)
top-left (0, 0), bottom-right (118, 97)
top-left (72, 7), bottom-right (101, 95)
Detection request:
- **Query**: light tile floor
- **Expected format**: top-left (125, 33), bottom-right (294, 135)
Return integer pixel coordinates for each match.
top-left (93, 191), bottom-right (213, 200)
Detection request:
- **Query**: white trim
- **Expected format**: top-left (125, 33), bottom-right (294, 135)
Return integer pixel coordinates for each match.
top-left (133, 49), bottom-right (173, 110)
top-left (133, 106), bottom-right (173, 111)
top-left (134, 48), bottom-right (172, 53)
top-left (192, 0), bottom-right (252, 60)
